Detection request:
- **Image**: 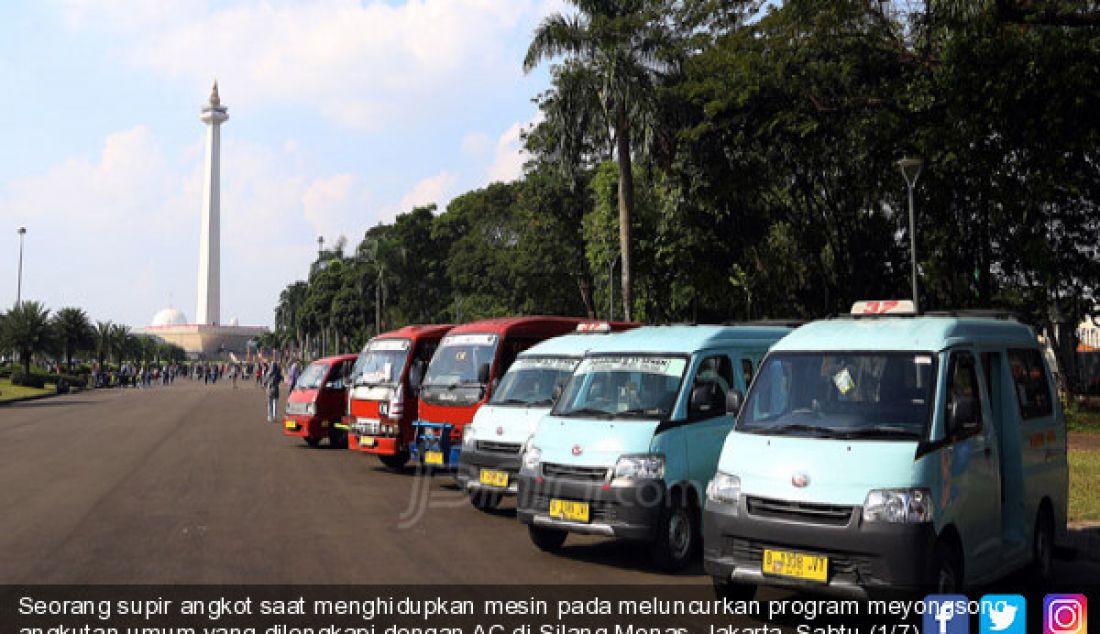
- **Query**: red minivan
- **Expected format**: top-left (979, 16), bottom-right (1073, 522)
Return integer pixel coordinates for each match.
top-left (410, 316), bottom-right (589, 469)
top-left (345, 325), bottom-right (453, 470)
top-left (283, 354), bottom-right (358, 448)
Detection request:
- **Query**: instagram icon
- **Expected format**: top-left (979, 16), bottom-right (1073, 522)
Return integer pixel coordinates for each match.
top-left (1045, 595), bottom-right (1088, 634)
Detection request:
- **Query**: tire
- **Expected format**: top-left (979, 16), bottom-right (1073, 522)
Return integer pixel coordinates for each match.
top-left (650, 495), bottom-right (699, 572)
top-left (469, 490), bottom-right (503, 512)
top-left (1030, 505), bottom-right (1055, 587)
top-left (933, 538), bottom-right (963, 593)
top-left (304, 436), bottom-right (321, 448)
top-left (528, 525), bottom-right (567, 552)
top-left (713, 579), bottom-right (756, 602)
top-left (328, 427), bottom-right (348, 449)
top-left (379, 452), bottom-right (410, 471)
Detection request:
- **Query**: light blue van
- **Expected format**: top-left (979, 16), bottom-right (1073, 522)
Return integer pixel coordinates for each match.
top-left (703, 306), bottom-right (1069, 596)
top-left (516, 324), bottom-right (793, 570)
top-left (456, 327), bottom-right (629, 511)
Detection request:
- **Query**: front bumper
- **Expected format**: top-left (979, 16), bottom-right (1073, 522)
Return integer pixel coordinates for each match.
top-left (702, 497), bottom-right (937, 596)
top-left (516, 473), bottom-right (665, 541)
top-left (350, 433), bottom-right (401, 455)
top-left (456, 446), bottom-right (523, 496)
top-left (282, 414), bottom-right (322, 438)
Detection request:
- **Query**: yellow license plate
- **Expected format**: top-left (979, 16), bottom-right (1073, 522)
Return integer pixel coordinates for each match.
top-left (284, 420), bottom-right (297, 430)
top-left (359, 436), bottom-right (376, 448)
top-left (549, 499), bottom-right (590, 523)
top-left (479, 469), bottom-right (509, 488)
top-left (762, 548), bottom-right (828, 582)
top-left (425, 451), bottom-right (444, 465)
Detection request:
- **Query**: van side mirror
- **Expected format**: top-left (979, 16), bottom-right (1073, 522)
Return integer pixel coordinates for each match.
top-left (949, 394), bottom-right (979, 434)
top-left (726, 389), bottom-right (745, 416)
top-left (408, 360), bottom-right (425, 391)
top-left (552, 383), bottom-right (564, 403)
top-left (691, 383), bottom-right (722, 413)
top-left (477, 362), bottom-right (491, 385)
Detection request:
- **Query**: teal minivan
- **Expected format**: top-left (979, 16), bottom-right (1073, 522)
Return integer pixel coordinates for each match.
top-left (703, 303), bottom-right (1069, 596)
top-left (516, 324), bottom-right (793, 570)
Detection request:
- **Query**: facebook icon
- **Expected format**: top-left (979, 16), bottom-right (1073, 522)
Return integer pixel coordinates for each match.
top-left (924, 595), bottom-right (971, 634)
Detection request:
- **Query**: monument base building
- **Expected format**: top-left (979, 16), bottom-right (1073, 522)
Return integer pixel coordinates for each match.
top-left (140, 308), bottom-right (266, 359)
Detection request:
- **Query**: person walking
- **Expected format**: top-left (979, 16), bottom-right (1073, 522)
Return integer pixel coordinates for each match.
top-left (288, 360), bottom-right (301, 392)
top-left (265, 361), bottom-right (283, 423)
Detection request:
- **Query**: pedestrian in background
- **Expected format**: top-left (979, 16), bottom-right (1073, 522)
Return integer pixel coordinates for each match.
top-left (288, 360), bottom-right (301, 392)
top-left (265, 361), bottom-right (283, 422)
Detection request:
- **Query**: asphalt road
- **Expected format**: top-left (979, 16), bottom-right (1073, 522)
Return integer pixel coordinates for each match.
top-left (0, 381), bottom-right (1096, 587)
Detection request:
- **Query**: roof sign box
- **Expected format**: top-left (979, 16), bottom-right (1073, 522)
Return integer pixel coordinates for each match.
top-left (576, 322), bottom-right (612, 334)
top-left (850, 300), bottom-right (917, 316)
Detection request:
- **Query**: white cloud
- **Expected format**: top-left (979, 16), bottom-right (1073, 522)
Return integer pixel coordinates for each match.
top-left (60, 0), bottom-right (551, 131)
top-left (487, 121), bottom-right (527, 183)
top-left (380, 170), bottom-right (458, 220)
top-left (301, 173), bottom-right (371, 243)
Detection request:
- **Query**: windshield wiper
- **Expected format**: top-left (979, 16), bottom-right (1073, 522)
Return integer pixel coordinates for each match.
top-left (837, 425), bottom-right (920, 440)
top-left (754, 423), bottom-right (841, 438)
top-left (615, 407), bottom-right (663, 418)
top-left (493, 398), bottom-right (530, 406)
top-left (560, 407), bottom-right (613, 418)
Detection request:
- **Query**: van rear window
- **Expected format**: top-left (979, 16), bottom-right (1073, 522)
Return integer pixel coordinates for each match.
top-left (1007, 348), bottom-right (1053, 420)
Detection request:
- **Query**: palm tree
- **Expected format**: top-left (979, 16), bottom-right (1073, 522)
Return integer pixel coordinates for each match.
top-left (95, 320), bottom-right (113, 367)
top-left (524, 0), bottom-right (669, 320)
top-left (2, 301), bottom-right (56, 375)
top-left (53, 307), bottom-right (94, 371)
top-left (109, 323), bottom-right (130, 365)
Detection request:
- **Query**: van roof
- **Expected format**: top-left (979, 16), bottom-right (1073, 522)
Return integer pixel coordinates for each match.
top-left (583, 324), bottom-right (793, 355)
top-left (445, 315), bottom-right (586, 337)
top-left (310, 353), bottom-right (359, 365)
top-left (375, 324), bottom-right (454, 341)
top-left (774, 316), bottom-right (1040, 353)
top-left (519, 332), bottom-right (617, 358)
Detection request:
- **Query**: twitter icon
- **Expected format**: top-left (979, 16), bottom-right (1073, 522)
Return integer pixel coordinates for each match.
top-left (981, 595), bottom-right (1026, 634)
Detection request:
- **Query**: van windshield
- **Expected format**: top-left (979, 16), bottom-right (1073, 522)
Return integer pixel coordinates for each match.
top-left (352, 338), bottom-right (410, 386)
top-left (490, 356), bottom-right (579, 407)
top-left (738, 352), bottom-right (935, 439)
top-left (295, 362), bottom-right (330, 391)
top-left (552, 355), bottom-right (687, 419)
top-left (420, 333), bottom-right (499, 407)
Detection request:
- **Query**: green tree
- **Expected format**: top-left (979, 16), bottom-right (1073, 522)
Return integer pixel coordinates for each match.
top-left (52, 307), bottom-right (94, 371)
top-left (525, 0), bottom-right (672, 320)
top-left (2, 301), bottom-right (55, 375)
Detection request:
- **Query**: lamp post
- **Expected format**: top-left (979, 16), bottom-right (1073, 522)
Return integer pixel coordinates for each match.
top-left (897, 157), bottom-right (923, 313)
top-left (16, 227), bottom-right (26, 308)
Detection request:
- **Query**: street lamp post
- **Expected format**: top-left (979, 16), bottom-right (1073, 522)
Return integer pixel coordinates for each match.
top-left (16, 226), bottom-right (26, 307)
top-left (897, 158), bottom-right (923, 313)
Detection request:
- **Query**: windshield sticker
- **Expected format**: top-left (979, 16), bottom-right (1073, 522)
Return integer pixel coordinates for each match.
top-left (915, 355), bottom-right (933, 365)
top-left (584, 356), bottom-right (685, 377)
top-left (510, 357), bottom-right (579, 373)
top-left (442, 334), bottom-right (498, 347)
top-left (369, 339), bottom-right (409, 352)
top-left (833, 367), bottom-right (855, 395)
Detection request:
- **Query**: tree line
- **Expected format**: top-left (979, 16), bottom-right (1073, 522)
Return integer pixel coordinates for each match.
top-left (267, 0), bottom-right (1100, 388)
top-left (1, 301), bottom-right (186, 378)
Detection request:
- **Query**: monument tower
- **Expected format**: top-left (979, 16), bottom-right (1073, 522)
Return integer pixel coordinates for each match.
top-left (197, 80), bottom-right (228, 325)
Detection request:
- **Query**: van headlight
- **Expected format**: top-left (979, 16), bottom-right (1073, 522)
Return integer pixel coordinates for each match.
top-left (462, 425), bottom-right (476, 449)
top-left (611, 454), bottom-right (665, 484)
top-left (521, 445), bottom-right (542, 473)
top-left (863, 488), bottom-right (933, 523)
top-left (706, 472), bottom-right (741, 508)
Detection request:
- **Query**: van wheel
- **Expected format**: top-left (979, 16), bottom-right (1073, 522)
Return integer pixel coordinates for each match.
top-left (1030, 505), bottom-right (1055, 586)
top-left (304, 437), bottom-right (321, 448)
top-left (328, 427), bottom-right (348, 449)
top-left (933, 538), bottom-right (963, 593)
top-left (379, 452), bottom-right (410, 471)
top-left (651, 496), bottom-right (698, 572)
top-left (528, 525), bottom-right (567, 552)
top-left (470, 491), bottom-right (503, 512)
top-left (713, 579), bottom-right (756, 601)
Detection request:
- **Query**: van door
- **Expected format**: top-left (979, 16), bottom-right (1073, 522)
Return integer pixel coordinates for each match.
top-left (982, 350), bottom-right (1027, 556)
top-left (675, 353), bottom-right (736, 493)
top-left (942, 349), bottom-right (1001, 581)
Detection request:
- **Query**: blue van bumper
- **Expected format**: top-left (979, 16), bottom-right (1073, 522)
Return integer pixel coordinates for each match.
top-left (409, 421), bottom-right (460, 468)
top-left (702, 498), bottom-right (938, 595)
top-left (516, 472), bottom-right (665, 542)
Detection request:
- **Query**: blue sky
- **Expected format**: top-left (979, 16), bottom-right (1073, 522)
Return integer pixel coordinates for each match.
top-left (0, 0), bottom-right (563, 328)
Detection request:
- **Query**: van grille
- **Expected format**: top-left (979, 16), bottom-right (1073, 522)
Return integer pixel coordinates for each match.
top-left (746, 497), bottom-right (854, 526)
top-left (477, 440), bottom-right (523, 454)
top-left (541, 463), bottom-right (609, 482)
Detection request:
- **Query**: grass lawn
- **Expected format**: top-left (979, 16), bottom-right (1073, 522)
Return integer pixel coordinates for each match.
top-left (1066, 402), bottom-right (1100, 434)
top-left (1069, 448), bottom-right (1100, 523)
top-left (0, 378), bottom-right (54, 403)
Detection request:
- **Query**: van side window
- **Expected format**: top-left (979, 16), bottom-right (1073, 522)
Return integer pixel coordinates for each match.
top-left (741, 359), bottom-right (754, 388)
top-left (945, 351), bottom-right (982, 438)
top-left (1007, 348), bottom-right (1053, 420)
top-left (690, 355), bottom-right (734, 415)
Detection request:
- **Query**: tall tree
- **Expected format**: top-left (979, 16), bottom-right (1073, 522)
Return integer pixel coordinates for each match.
top-left (2, 301), bottom-right (55, 375)
top-left (52, 307), bottom-right (94, 371)
top-left (525, 0), bottom-right (671, 320)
